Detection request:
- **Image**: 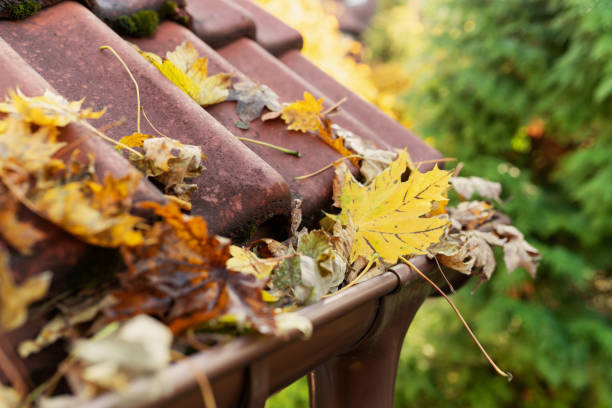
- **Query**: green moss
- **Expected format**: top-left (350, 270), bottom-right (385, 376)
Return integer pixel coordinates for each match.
top-left (113, 9), bottom-right (159, 37)
top-left (159, 1), bottom-right (190, 25)
top-left (7, 0), bottom-right (41, 20)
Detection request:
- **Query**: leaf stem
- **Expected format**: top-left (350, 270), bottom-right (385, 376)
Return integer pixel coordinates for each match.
top-left (80, 120), bottom-right (143, 158)
top-left (399, 256), bottom-right (512, 381)
top-left (165, 194), bottom-right (192, 211)
top-left (237, 137), bottom-right (301, 157)
top-left (142, 107), bottom-right (169, 138)
top-left (294, 155), bottom-right (363, 181)
top-left (100, 45), bottom-right (141, 134)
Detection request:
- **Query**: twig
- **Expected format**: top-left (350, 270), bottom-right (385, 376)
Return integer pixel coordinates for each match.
top-left (142, 107), bottom-right (169, 138)
top-left (399, 256), bottom-right (513, 381)
top-left (434, 256), bottom-right (455, 294)
top-left (0, 334), bottom-right (29, 397)
top-left (79, 120), bottom-right (143, 157)
top-left (294, 155), bottom-right (363, 181)
top-left (322, 97), bottom-right (347, 116)
top-left (237, 137), bottom-right (301, 157)
top-left (165, 194), bottom-right (192, 211)
top-left (100, 45), bottom-right (141, 134)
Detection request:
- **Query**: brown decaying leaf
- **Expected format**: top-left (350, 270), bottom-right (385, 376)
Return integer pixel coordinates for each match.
top-left (228, 81), bottom-right (282, 123)
top-left (449, 201), bottom-right (495, 230)
top-left (451, 176), bottom-right (502, 202)
top-left (0, 246), bottom-right (52, 330)
top-left (494, 224), bottom-right (540, 278)
top-left (105, 202), bottom-right (276, 335)
top-left (0, 188), bottom-right (45, 255)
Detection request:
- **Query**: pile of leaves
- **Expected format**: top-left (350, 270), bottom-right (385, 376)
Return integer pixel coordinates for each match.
top-left (0, 39), bottom-right (539, 408)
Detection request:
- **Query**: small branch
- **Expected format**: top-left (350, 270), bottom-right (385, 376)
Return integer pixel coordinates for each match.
top-left (322, 97), bottom-right (347, 116)
top-left (0, 334), bottom-right (29, 397)
top-left (434, 256), bottom-right (455, 294)
top-left (80, 120), bottom-right (143, 158)
top-left (142, 107), bottom-right (169, 138)
top-left (400, 256), bottom-right (512, 381)
top-left (238, 137), bottom-right (301, 157)
top-left (294, 155), bottom-right (363, 181)
top-left (100, 45), bottom-right (141, 134)
top-left (165, 194), bottom-right (192, 211)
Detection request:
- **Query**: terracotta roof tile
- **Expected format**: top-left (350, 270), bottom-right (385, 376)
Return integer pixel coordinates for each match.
top-left (0, 1), bottom-right (292, 236)
top-left (0, 0), bottom-right (446, 400)
top-left (185, 0), bottom-right (256, 49)
top-left (232, 0), bottom-right (303, 56)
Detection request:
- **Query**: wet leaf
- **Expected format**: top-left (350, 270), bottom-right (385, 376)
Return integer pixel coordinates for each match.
top-left (0, 246), bottom-right (52, 330)
top-left (107, 202), bottom-right (276, 335)
top-left (228, 81), bottom-right (281, 123)
top-left (336, 150), bottom-right (451, 263)
top-left (0, 89), bottom-right (104, 127)
top-left (281, 92), bottom-right (324, 132)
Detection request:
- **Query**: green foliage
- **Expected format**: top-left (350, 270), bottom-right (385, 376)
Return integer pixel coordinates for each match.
top-left (364, 0), bottom-right (612, 407)
top-left (7, 0), bottom-right (40, 20)
top-left (266, 377), bottom-right (309, 408)
top-left (113, 10), bottom-right (159, 38)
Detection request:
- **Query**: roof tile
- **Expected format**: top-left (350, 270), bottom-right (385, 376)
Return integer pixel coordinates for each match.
top-left (184, 0), bottom-right (256, 49)
top-left (0, 1), bottom-right (292, 236)
top-left (232, 0), bottom-right (303, 56)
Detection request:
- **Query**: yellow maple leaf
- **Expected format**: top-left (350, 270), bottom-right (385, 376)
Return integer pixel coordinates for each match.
top-left (0, 246), bottom-right (52, 330)
top-left (338, 150), bottom-right (451, 264)
top-left (0, 89), bottom-right (105, 127)
top-left (226, 245), bottom-right (281, 278)
top-left (0, 190), bottom-right (46, 255)
top-left (281, 92), bottom-right (324, 132)
top-left (116, 132), bottom-right (154, 150)
top-left (137, 41), bottom-right (232, 107)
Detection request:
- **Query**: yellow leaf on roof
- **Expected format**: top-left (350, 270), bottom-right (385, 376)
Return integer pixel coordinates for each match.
top-left (337, 150), bottom-right (451, 264)
top-left (0, 247), bottom-right (52, 330)
top-left (281, 92), bottom-right (324, 132)
top-left (0, 89), bottom-right (105, 127)
top-left (116, 132), bottom-right (154, 150)
top-left (137, 41), bottom-right (231, 107)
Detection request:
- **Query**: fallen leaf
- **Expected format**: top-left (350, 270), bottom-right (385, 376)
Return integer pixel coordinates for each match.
top-left (130, 137), bottom-right (205, 202)
top-left (228, 81), bottom-right (282, 123)
top-left (317, 117), bottom-right (359, 165)
top-left (281, 92), bottom-right (324, 132)
top-left (0, 89), bottom-right (104, 127)
top-left (116, 132), bottom-right (154, 150)
top-left (451, 176), bottom-right (502, 202)
top-left (336, 150), bottom-right (451, 263)
top-left (297, 230), bottom-right (346, 290)
top-left (494, 224), bottom-right (540, 277)
top-left (137, 41), bottom-right (232, 107)
top-left (433, 231), bottom-right (497, 281)
top-left (274, 312), bottom-right (312, 338)
top-left (226, 245), bottom-right (280, 278)
top-left (106, 202), bottom-right (276, 335)
top-left (0, 189), bottom-right (46, 254)
top-left (0, 246), bottom-right (52, 330)
top-left (0, 385), bottom-right (20, 408)
top-left (449, 201), bottom-right (495, 230)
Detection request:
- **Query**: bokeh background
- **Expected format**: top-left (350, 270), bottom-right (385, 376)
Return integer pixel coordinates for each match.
top-left (257, 0), bottom-right (612, 406)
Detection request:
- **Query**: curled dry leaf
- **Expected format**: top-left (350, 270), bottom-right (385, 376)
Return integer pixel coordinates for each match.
top-left (228, 81), bottom-right (282, 123)
top-left (106, 202), bottom-right (276, 335)
top-left (451, 176), bottom-right (502, 202)
top-left (281, 92), bottom-right (324, 132)
top-left (331, 124), bottom-right (397, 183)
top-left (226, 245), bottom-right (280, 278)
top-left (129, 137), bottom-right (205, 202)
top-left (136, 41), bottom-right (232, 107)
top-left (0, 246), bottom-right (52, 330)
top-left (0, 89), bottom-right (105, 127)
top-left (494, 224), bottom-right (540, 277)
top-left (449, 201), bottom-right (495, 230)
top-left (336, 150), bottom-right (451, 263)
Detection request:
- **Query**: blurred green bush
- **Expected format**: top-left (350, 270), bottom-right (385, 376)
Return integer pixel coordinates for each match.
top-left (366, 0), bottom-right (612, 406)
top-left (269, 0), bottom-right (612, 407)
